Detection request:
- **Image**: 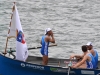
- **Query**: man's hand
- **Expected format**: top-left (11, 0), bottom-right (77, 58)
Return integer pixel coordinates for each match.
top-left (71, 65), bottom-right (77, 68)
top-left (70, 54), bottom-right (75, 59)
top-left (51, 31), bottom-right (53, 37)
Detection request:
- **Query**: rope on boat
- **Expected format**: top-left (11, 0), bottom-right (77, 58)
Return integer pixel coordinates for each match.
top-left (7, 48), bottom-right (16, 59)
top-left (3, 2), bottom-right (16, 55)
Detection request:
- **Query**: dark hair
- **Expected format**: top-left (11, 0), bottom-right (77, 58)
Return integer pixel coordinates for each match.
top-left (81, 45), bottom-right (87, 52)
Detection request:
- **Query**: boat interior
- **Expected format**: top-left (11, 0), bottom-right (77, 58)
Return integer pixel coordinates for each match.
top-left (26, 55), bottom-right (100, 69)
top-left (2, 50), bottom-right (100, 69)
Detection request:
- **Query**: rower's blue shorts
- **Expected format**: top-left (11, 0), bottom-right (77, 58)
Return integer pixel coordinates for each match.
top-left (41, 49), bottom-right (48, 56)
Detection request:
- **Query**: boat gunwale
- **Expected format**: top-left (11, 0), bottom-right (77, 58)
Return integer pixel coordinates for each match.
top-left (0, 53), bottom-right (100, 70)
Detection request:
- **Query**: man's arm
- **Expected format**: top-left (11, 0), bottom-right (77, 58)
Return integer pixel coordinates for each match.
top-left (72, 55), bottom-right (88, 68)
top-left (70, 54), bottom-right (84, 59)
top-left (91, 50), bottom-right (95, 56)
top-left (48, 31), bottom-right (55, 43)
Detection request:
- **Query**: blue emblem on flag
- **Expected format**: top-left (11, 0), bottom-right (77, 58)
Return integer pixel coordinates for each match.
top-left (17, 30), bottom-right (25, 44)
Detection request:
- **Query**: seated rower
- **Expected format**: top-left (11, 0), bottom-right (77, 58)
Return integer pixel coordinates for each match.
top-left (86, 42), bottom-right (98, 69)
top-left (70, 45), bottom-right (96, 69)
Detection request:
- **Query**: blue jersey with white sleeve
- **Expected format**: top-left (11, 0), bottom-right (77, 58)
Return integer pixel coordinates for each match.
top-left (40, 36), bottom-right (49, 56)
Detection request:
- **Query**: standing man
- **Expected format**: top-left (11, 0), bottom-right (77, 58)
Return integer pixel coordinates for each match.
top-left (40, 28), bottom-right (55, 65)
top-left (86, 42), bottom-right (98, 68)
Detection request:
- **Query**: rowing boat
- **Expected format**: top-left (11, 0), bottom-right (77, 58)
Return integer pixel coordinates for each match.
top-left (0, 2), bottom-right (100, 75)
top-left (0, 53), bottom-right (100, 75)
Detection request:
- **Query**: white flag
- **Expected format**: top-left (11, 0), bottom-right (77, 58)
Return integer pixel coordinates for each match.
top-left (11, 5), bottom-right (28, 61)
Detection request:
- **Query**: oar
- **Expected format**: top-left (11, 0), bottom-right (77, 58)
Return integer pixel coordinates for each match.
top-left (4, 44), bottom-right (57, 58)
top-left (6, 44), bottom-right (57, 52)
top-left (28, 44), bottom-right (57, 50)
top-left (67, 61), bottom-right (72, 75)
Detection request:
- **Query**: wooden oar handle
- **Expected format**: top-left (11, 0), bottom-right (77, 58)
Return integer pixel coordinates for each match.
top-left (5, 44), bottom-right (57, 52)
top-left (28, 44), bottom-right (57, 50)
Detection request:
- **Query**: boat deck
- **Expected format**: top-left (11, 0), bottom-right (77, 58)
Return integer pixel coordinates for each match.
top-left (26, 56), bottom-right (66, 67)
top-left (26, 56), bottom-right (100, 69)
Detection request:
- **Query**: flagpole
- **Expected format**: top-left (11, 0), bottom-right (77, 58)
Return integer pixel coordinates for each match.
top-left (4, 2), bottom-right (15, 55)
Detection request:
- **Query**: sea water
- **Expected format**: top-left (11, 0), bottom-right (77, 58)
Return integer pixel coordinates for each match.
top-left (0, 0), bottom-right (100, 60)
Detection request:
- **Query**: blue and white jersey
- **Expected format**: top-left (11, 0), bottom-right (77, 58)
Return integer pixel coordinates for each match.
top-left (93, 49), bottom-right (98, 68)
top-left (86, 53), bottom-right (96, 69)
top-left (40, 35), bottom-right (49, 56)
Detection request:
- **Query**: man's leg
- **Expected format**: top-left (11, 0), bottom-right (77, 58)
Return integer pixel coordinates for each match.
top-left (42, 55), bottom-right (48, 65)
top-left (71, 59), bottom-right (86, 68)
top-left (77, 61), bottom-right (86, 68)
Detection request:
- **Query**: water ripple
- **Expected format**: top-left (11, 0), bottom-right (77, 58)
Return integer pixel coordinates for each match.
top-left (0, 0), bottom-right (100, 59)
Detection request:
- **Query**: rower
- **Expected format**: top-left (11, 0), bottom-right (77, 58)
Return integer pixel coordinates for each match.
top-left (86, 42), bottom-right (98, 69)
top-left (40, 28), bottom-right (55, 65)
top-left (70, 45), bottom-right (96, 69)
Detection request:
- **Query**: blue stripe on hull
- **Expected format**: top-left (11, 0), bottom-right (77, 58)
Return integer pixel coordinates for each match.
top-left (0, 54), bottom-right (67, 75)
top-left (0, 54), bottom-right (100, 75)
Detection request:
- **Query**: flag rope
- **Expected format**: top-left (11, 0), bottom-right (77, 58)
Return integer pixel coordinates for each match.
top-left (4, 2), bottom-right (16, 55)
